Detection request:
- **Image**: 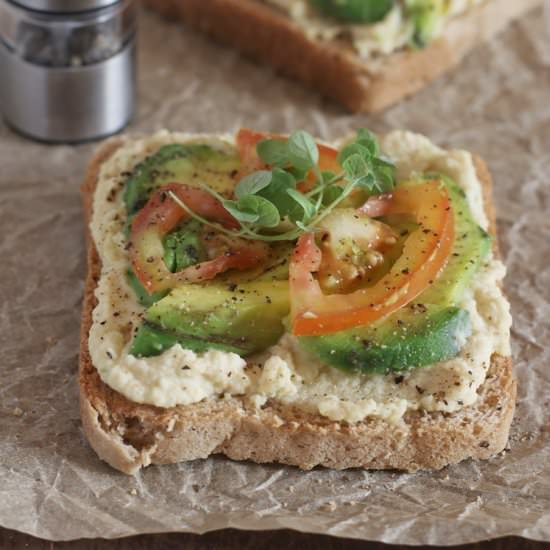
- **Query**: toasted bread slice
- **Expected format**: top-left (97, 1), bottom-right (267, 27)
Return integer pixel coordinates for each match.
top-left (141, 0), bottom-right (541, 113)
top-left (79, 138), bottom-right (515, 475)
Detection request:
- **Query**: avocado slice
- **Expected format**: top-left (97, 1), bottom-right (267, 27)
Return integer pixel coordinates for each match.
top-left (130, 280), bottom-right (290, 357)
top-left (299, 305), bottom-right (471, 374)
top-left (126, 269), bottom-right (167, 308)
top-left (298, 175), bottom-right (491, 374)
top-left (311, 0), bottom-right (394, 23)
top-left (123, 143), bottom-right (240, 215)
top-left (126, 220), bottom-right (207, 307)
top-left (419, 175), bottom-right (491, 305)
top-left (405, 0), bottom-right (445, 48)
top-left (130, 322), bottom-right (245, 357)
top-left (162, 220), bottom-right (207, 274)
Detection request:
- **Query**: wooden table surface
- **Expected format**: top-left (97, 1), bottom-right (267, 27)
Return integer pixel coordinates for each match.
top-left (1, 528), bottom-right (548, 549)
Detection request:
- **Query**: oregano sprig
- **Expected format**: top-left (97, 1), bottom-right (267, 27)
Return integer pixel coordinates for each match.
top-left (168, 129), bottom-right (396, 242)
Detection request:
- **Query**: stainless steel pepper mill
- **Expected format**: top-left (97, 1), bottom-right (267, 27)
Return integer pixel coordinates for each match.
top-left (0, 0), bottom-right (136, 142)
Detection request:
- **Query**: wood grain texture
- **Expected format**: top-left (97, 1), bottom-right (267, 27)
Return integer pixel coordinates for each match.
top-left (0, 528), bottom-right (548, 549)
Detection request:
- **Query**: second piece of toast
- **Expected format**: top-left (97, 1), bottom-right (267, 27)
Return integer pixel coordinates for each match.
top-left (143, 0), bottom-right (542, 112)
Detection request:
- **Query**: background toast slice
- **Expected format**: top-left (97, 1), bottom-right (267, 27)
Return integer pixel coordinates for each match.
top-left (80, 139), bottom-right (515, 475)
top-left (141, 0), bottom-right (542, 113)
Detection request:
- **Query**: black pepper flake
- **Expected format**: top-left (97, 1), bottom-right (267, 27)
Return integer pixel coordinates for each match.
top-left (394, 375), bottom-right (404, 384)
top-left (415, 385), bottom-right (425, 394)
top-left (479, 441), bottom-right (490, 448)
top-left (227, 283), bottom-right (238, 292)
top-left (361, 339), bottom-right (373, 349)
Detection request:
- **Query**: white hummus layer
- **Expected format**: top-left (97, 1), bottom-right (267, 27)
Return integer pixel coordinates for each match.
top-left (89, 130), bottom-right (511, 425)
top-left (263, 0), bottom-right (484, 59)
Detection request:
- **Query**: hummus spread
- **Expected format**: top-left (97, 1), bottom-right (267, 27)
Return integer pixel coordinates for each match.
top-left (89, 130), bottom-right (511, 424)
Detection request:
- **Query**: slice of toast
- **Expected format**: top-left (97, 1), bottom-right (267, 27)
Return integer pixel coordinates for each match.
top-left (142, 0), bottom-right (542, 113)
top-left (80, 137), bottom-right (515, 475)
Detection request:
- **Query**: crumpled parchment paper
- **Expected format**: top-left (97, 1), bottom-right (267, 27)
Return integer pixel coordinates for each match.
top-left (1, 4), bottom-right (549, 544)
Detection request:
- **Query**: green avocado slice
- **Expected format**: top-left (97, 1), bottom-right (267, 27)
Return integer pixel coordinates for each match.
top-left (405, 0), bottom-right (445, 48)
top-left (297, 175), bottom-right (491, 374)
top-left (130, 323), bottom-right (245, 357)
top-left (130, 280), bottom-right (290, 357)
top-left (123, 143), bottom-right (240, 215)
top-left (311, 0), bottom-right (394, 23)
top-left (299, 305), bottom-right (471, 374)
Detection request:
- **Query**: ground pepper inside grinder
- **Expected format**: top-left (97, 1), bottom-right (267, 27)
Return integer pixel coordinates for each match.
top-left (0, 0), bottom-right (136, 142)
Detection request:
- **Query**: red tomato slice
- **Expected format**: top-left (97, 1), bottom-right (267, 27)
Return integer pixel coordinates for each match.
top-left (289, 181), bottom-right (455, 336)
top-left (130, 183), bottom-right (269, 293)
top-left (236, 128), bottom-right (340, 188)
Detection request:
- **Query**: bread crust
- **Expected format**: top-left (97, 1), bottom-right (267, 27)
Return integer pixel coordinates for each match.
top-left (79, 139), bottom-right (516, 475)
top-left (141, 0), bottom-right (542, 112)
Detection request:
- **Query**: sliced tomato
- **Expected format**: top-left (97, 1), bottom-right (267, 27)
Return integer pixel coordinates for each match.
top-left (236, 128), bottom-right (340, 189)
top-left (130, 183), bottom-right (269, 294)
top-left (289, 181), bottom-right (455, 336)
top-left (315, 208), bottom-right (398, 294)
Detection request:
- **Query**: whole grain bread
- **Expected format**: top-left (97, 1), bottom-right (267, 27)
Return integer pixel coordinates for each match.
top-left (141, 0), bottom-right (541, 113)
top-left (80, 139), bottom-right (515, 475)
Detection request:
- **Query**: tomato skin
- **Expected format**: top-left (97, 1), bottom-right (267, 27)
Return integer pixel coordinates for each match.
top-left (290, 181), bottom-right (455, 336)
top-left (130, 183), bottom-right (269, 293)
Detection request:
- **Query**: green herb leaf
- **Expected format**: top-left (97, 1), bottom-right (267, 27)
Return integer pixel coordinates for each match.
top-left (322, 184), bottom-right (344, 205)
top-left (287, 166), bottom-right (309, 182)
top-left (321, 170), bottom-right (337, 183)
top-left (342, 152), bottom-right (370, 181)
top-left (286, 188), bottom-right (317, 222)
top-left (239, 195), bottom-right (281, 227)
top-left (256, 139), bottom-right (291, 167)
top-left (372, 157), bottom-right (396, 193)
top-left (356, 128), bottom-right (379, 155)
top-left (169, 128), bottom-right (396, 244)
top-left (257, 168), bottom-right (297, 218)
top-left (235, 170), bottom-right (272, 199)
top-left (224, 195), bottom-right (280, 228)
top-left (288, 130), bottom-right (319, 171)
top-left (337, 142), bottom-right (371, 166)
top-left (223, 199), bottom-right (260, 223)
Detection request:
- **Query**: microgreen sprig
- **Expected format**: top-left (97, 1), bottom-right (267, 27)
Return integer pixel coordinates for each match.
top-left (169, 128), bottom-right (396, 242)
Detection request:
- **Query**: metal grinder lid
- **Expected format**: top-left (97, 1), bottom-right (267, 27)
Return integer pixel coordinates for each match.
top-left (8, 0), bottom-right (121, 13)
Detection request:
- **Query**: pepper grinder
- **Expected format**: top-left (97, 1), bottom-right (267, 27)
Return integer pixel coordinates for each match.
top-left (0, 0), bottom-right (136, 143)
